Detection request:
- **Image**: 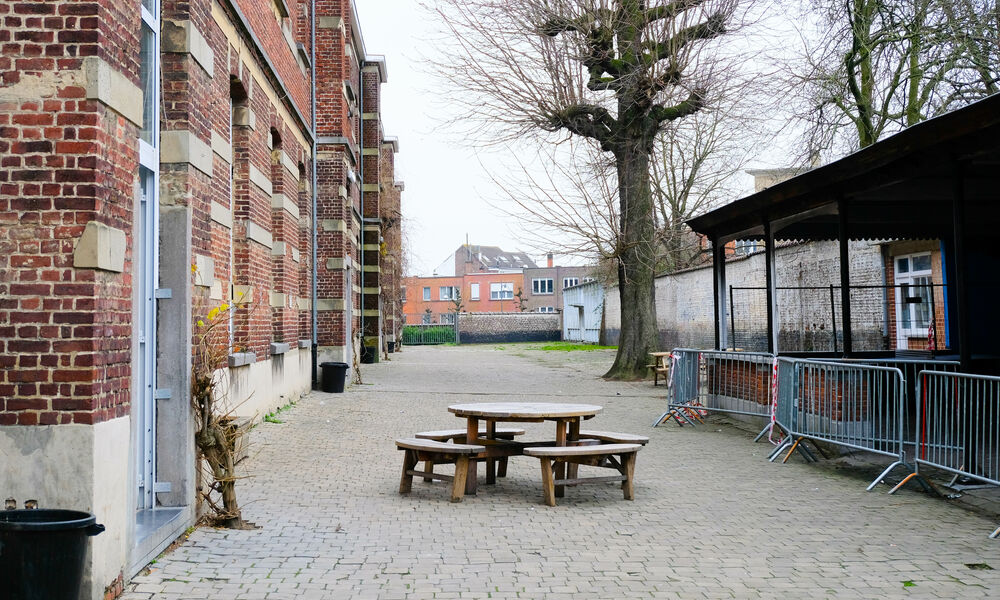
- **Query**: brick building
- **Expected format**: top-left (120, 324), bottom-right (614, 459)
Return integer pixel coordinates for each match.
top-left (522, 253), bottom-right (596, 313)
top-left (0, 1), bottom-right (401, 597)
top-left (402, 272), bottom-right (528, 324)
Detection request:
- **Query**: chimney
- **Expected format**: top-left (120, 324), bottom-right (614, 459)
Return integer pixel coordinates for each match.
top-left (546, 253), bottom-right (554, 268)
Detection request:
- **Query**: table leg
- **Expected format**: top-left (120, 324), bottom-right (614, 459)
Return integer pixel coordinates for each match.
top-left (554, 419), bottom-right (567, 498)
top-left (486, 420), bottom-right (497, 485)
top-left (566, 418), bottom-right (581, 481)
top-left (465, 417), bottom-right (479, 495)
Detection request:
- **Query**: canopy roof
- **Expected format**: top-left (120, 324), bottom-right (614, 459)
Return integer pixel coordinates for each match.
top-left (687, 94), bottom-right (1000, 243)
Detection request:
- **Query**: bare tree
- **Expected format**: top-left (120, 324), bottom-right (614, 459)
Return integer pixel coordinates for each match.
top-left (432, 0), bottom-right (743, 378)
top-left (651, 97), bottom-right (757, 272)
top-left (790, 0), bottom-right (999, 154)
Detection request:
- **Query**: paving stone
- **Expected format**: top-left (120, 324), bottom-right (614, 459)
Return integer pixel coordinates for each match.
top-left (121, 345), bottom-right (1000, 600)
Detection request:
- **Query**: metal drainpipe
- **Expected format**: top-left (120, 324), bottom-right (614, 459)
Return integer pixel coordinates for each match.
top-left (310, 0), bottom-right (318, 386)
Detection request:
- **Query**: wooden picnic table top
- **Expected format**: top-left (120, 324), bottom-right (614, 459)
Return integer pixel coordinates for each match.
top-left (448, 402), bottom-right (602, 420)
top-left (648, 351), bottom-right (671, 357)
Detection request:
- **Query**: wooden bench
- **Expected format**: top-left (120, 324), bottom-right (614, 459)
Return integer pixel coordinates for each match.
top-left (578, 430), bottom-right (650, 445)
top-left (523, 443), bottom-right (641, 506)
top-left (415, 427), bottom-right (526, 481)
top-left (652, 364), bottom-right (669, 385)
top-left (396, 438), bottom-right (485, 503)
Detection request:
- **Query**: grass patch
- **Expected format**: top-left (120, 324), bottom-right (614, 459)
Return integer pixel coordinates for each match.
top-left (263, 399), bottom-right (296, 424)
top-left (532, 342), bottom-right (617, 352)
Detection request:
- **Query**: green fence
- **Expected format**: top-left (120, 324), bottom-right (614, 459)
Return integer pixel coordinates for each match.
top-left (401, 324), bottom-right (457, 345)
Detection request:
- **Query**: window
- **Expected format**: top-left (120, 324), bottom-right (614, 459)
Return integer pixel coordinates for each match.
top-left (537, 306), bottom-right (555, 313)
top-left (532, 278), bottom-right (553, 295)
top-left (563, 277), bottom-right (579, 289)
top-left (469, 283), bottom-right (479, 300)
top-left (734, 240), bottom-right (762, 255)
top-left (894, 252), bottom-right (933, 342)
top-left (421, 313), bottom-right (432, 324)
top-left (490, 282), bottom-right (513, 300)
top-left (440, 313), bottom-right (455, 325)
top-left (583, 277), bottom-right (595, 283)
top-left (400, 287), bottom-right (406, 303)
top-left (439, 286), bottom-right (458, 301)
top-left (422, 287), bottom-right (430, 301)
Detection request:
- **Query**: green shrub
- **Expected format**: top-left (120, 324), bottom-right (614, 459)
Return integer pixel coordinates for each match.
top-left (402, 325), bottom-right (456, 344)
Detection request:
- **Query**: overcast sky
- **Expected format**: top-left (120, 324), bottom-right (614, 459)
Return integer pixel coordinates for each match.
top-left (354, 1), bottom-right (799, 277)
top-left (354, 1), bottom-right (525, 276)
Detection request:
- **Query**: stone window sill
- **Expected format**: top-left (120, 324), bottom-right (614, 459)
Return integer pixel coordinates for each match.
top-left (228, 352), bottom-right (256, 368)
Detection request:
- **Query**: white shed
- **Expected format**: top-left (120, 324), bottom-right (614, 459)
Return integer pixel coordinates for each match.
top-left (562, 281), bottom-right (604, 343)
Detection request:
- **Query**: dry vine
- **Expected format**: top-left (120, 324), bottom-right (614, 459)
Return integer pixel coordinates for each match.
top-left (190, 302), bottom-right (254, 529)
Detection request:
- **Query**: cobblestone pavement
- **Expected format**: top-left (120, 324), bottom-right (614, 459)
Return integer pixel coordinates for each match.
top-left (124, 345), bottom-right (1000, 599)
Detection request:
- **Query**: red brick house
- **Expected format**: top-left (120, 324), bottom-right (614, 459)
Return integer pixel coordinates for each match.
top-left (0, 1), bottom-right (401, 597)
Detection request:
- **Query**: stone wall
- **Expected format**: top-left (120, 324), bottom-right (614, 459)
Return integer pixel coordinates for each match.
top-left (458, 312), bottom-right (561, 344)
top-left (604, 240), bottom-right (886, 351)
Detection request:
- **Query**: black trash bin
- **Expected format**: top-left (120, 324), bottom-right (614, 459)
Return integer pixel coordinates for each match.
top-left (320, 361), bottom-right (349, 393)
top-left (0, 509), bottom-right (105, 600)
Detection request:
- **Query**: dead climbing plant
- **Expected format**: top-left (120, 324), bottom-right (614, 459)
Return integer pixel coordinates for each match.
top-left (190, 300), bottom-right (256, 529)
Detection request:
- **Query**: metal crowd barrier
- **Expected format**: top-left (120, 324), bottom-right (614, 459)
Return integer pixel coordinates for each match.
top-left (910, 370), bottom-right (1000, 537)
top-left (772, 360), bottom-right (931, 492)
top-left (655, 350), bottom-right (776, 437)
top-left (809, 359), bottom-right (960, 432)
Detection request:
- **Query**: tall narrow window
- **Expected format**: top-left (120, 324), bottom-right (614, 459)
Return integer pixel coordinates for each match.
top-left (136, 0), bottom-right (160, 513)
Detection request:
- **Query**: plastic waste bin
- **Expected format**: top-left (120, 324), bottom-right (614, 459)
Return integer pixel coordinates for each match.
top-left (320, 361), bottom-right (349, 393)
top-left (0, 509), bottom-right (105, 600)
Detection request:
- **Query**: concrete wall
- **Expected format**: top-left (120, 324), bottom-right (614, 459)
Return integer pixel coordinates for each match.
top-left (604, 240), bottom-right (885, 351)
top-left (228, 347), bottom-right (312, 420)
top-left (458, 312), bottom-right (561, 344)
top-left (562, 282), bottom-right (604, 343)
top-left (0, 418), bottom-right (131, 600)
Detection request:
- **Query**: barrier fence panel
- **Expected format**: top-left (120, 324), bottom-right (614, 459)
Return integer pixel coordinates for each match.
top-left (779, 360), bottom-right (924, 491)
top-left (654, 349), bottom-right (703, 427)
top-left (913, 370), bottom-right (1000, 537)
top-left (655, 350), bottom-right (776, 430)
top-left (809, 358), bottom-right (960, 447)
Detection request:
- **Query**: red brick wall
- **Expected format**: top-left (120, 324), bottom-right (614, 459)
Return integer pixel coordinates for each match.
top-left (402, 273), bottom-right (529, 323)
top-left (234, 0), bottom-right (311, 126)
top-left (0, 0), bottom-right (141, 425)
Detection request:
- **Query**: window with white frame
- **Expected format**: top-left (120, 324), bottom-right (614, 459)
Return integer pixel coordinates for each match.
top-left (532, 278), bottom-right (553, 294)
top-left (469, 283), bottom-right (479, 300)
top-left (421, 313), bottom-right (432, 324)
top-left (136, 0), bottom-right (161, 513)
top-left (439, 286), bottom-right (458, 301)
top-left (563, 277), bottom-right (579, 289)
top-left (422, 287), bottom-right (430, 301)
top-left (583, 277), bottom-right (595, 283)
top-left (440, 313), bottom-right (455, 325)
top-left (537, 306), bottom-right (555, 313)
top-left (490, 282), bottom-right (513, 300)
top-left (400, 287), bottom-right (406, 302)
top-left (894, 252), bottom-right (933, 341)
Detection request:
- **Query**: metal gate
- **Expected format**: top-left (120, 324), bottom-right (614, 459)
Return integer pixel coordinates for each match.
top-left (401, 323), bottom-right (457, 345)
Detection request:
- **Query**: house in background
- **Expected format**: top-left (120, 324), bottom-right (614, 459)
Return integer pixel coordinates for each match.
top-left (523, 253), bottom-right (596, 313)
top-left (452, 244), bottom-right (537, 276)
top-left (401, 271), bottom-right (526, 324)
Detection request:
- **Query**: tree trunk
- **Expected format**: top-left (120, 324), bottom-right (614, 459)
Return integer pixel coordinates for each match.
top-left (605, 140), bottom-right (659, 379)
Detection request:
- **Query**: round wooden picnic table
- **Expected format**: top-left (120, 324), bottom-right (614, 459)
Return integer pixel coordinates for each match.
top-left (448, 402), bottom-right (602, 495)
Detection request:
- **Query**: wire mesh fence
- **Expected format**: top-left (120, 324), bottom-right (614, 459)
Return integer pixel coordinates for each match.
top-left (730, 284), bottom-right (948, 353)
